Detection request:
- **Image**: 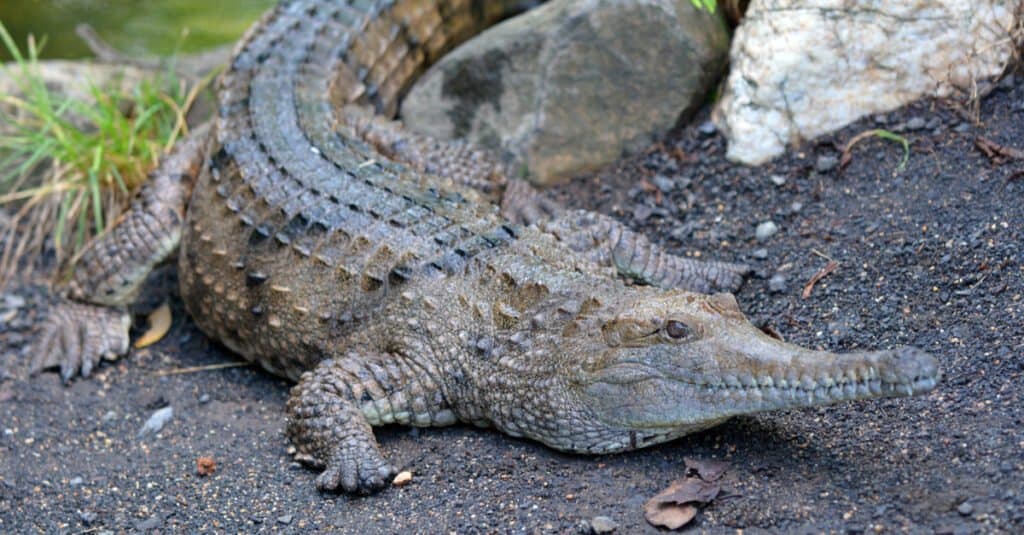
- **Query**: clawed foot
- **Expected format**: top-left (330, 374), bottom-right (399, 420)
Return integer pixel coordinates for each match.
top-left (31, 299), bottom-right (130, 382)
top-left (286, 365), bottom-right (398, 494)
top-left (500, 179), bottom-right (564, 226)
top-left (297, 447), bottom-right (397, 494)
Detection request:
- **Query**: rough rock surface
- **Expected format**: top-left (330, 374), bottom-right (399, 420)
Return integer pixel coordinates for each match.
top-left (401, 0), bottom-right (730, 185)
top-left (714, 0), bottom-right (1020, 165)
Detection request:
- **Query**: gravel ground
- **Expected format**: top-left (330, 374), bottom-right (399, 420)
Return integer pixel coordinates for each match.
top-left (1, 71), bottom-right (1022, 533)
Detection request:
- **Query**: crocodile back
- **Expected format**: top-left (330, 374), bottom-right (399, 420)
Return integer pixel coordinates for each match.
top-left (180, 0), bottom-right (528, 379)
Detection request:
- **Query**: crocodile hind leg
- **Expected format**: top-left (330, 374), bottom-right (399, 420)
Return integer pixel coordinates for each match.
top-left (287, 352), bottom-right (455, 493)
top-left (31, 124), bottom-right (209, 382)
top-left (538, 210), bottom-right (752, 293)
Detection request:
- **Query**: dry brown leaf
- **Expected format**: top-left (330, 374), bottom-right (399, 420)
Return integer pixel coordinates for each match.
top-left (684, 456), bottom-right (730, 482)
top-left (643, 477), bottom-right (721, 530)
top-left (645, 502), bottom-right (697, 530)
top-left (135, 302), bottom-right (171, 349)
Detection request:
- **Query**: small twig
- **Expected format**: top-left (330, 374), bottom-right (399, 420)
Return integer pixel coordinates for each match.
top-left (810, 248), bottom-right (834, 262)
top-left (152, 362), bottom-right (249, 377)
top-left (802, 260), bottom-right (839, 299)
top-left (975, 136), bottom-right (1024, 163)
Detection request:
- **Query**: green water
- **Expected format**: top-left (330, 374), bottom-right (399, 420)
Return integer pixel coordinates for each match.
top-left (0, 0), bottom-right (274, 60)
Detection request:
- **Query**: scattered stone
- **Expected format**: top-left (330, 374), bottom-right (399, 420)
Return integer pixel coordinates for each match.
top-left (590, 515), bottom-right (618, 533)
top-left (392, 470), bottom-right (413, 487)
top-left (697, 121), bottom-right (718, 137)
top-left (402, 0), bottom-right (730, 185)
top-left (198, 393), bottom-right (211, 404)
top-left (906, 117), bottom-right (926, 130)
top-left (789, 201), bottom-right (803, 214)
top-left (277, 514), bottom-right (293, 525)
top-left (752, 248), bottom-right (769, 260)
top-left (755, 221), bottom-right (779, 242)
top-left (102, 411), bottom-right (117, 423)
top-left (69, 476), bottom-right (83, 487)
top-left (137, 406), bottom-right (173, 438)
top-left (815, 155), bottom-right (839, 173)
top-left (769, 174), bottom-right (787, 186)
top-left (2, 294), bottom-right (25, 309)
top-left (769, 273), bottom-right (788, 293)
top-left (77, 510), bottom-right (98, 524)
top-left (957, 502), bottom-right (973, 516)
top-left (136, 515), bottom-right (161, 531)
top-left (652, 174), bottom-right (676, 193)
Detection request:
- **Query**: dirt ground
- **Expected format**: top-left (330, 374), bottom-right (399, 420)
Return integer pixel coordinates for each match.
top-left (2, 69), bottom-right (1022, 533)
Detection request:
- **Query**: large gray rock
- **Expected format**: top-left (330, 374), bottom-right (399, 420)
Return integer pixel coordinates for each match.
top-left (401, 0), bottom-right (730, 186)
top-left (714, 0), bottom-right (1019, 165)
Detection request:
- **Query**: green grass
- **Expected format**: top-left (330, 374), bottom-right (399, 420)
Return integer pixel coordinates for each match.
top-left (690, 0), bottom-right (718, 12)
top-left (0, 22), bottom-right (209, 285)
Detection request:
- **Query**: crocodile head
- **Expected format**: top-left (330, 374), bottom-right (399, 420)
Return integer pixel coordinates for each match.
top-left (558, 290), bottom-right (939, 452)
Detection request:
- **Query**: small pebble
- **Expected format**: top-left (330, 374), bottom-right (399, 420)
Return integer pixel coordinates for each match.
top-left (393, 470), bottom-right (413, 487)
top-left (957, 502), bottom-right (973, 516)
top-left (652, 174), bottom-right (675, 193)
top-left (138, 406), bottom-right (173, 438)
top-left (198, 393), bottom-right (211, 404)
top-left (590, 515), bottom-right (618, 533)
top-left (906, 117), bottom-right (926, 130)
top-left (102, 411), bottom-right (117, 423)
top-left (769, 273), bottom-right (788, 293)
top-left (755, 221), bottom-right (778, 242)
top-left (78, 510), bottom-right (98, 524)
top-left (2, 294), bottom-right (25, 309)
top-left (751, 248), bottom-right (769, 260)
top-left (815, 154), bottom-right (839, 173)
top-left (277, 514), bottom-right (294, 525)
top-left (769, 174), bottom-right (787, 186)
top-left (69, 476), bottom-right (83, 487)
top-left (697, 121), bottom-right (717, 136)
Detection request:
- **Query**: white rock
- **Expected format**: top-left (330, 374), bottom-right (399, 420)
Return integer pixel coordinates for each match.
top-left (714, 0), bottom-right (1018, 165)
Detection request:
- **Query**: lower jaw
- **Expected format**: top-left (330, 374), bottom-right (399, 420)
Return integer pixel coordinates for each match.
top-left (705, 376), bottom-right (938, 409)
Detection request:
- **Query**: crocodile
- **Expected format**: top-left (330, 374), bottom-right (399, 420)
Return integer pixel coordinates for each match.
top-left (31, 0), bottom-right (939, 494)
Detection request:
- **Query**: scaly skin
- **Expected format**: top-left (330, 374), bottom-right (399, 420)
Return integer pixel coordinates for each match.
top-left (31, 0), bottom-right (939, 495)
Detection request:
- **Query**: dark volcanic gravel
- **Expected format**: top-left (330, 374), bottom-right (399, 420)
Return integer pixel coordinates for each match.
top-left (2, 72), bottom-right (1023, 533)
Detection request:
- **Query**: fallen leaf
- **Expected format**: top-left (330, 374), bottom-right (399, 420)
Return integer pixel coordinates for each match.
top-left (196, 456), bottom-right (216, 476)
top-left (684, 457), bottom-right (730, 482)
top-left (644, 477), bottom-right (721, 530)
top-left (135, 302), bottom-right (172, 349)
top-left (645, 502), bottom-right (696, 530)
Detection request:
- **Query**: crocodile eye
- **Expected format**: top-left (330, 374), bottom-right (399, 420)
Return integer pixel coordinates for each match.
top-left (665, 320), bottom-right (691, 339)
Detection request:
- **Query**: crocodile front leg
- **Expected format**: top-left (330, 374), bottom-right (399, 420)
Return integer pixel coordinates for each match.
top-left (31, 124), bottom-right (209, 381)
top-left (286, 352), bottom-right (456, 494)
top-left (539, 210), bottom-right (752, 293)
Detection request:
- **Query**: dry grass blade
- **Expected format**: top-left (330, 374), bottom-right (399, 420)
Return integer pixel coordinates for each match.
top-left (802, 260), bottom-right (839, 299)
top-left (841, 129), bottom-right (910, 173)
